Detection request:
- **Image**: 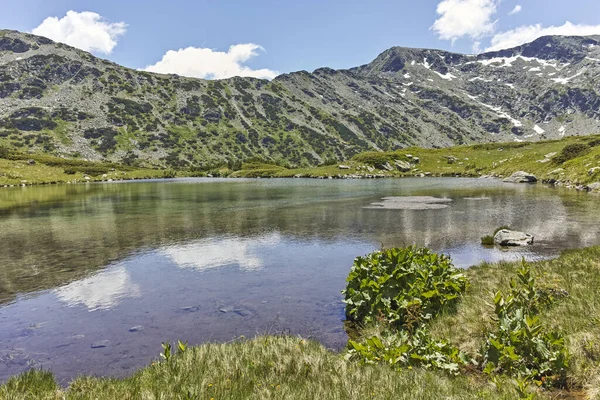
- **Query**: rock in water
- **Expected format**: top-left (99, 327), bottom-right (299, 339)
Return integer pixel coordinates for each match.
top-left (503, 171), bottom-right (538, 183)
top-left (91, 340), bottom-right (110, 349)
top-left (494, 229), bottom-right (534, 246)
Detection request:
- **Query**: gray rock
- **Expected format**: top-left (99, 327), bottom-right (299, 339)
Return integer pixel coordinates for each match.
top-left (503, 171), bottom-right (538, 183)
top-left (381, 162), bottom-right (394, 171)
top-left (494, 229), bottom-right (534, 246)
top-left (338, 165), bottom-right (351, 170)
top-left (91, 340), bottom-right (110, 349)
top-left (588, 167), bottom-right (600, 176)
top-left (588, 182), bottom-right (600, 191)
top-left (394, 159), bottom-right (411, 172)
top-left (129, 326), bottom-right (144, 332)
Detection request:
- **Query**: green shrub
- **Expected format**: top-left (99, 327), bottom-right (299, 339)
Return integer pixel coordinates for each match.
top-left (343, 247), bottom-right (468, 330)
top-left (0, 144), bottom-right (8, 159)
top-left (63, 166), bottom-right (108, 176)
top-left (553, 143), bottom-right (590, 164)
top-left (347, 328), bottom-right (464, 374)
top-left (481, 235), bottom-right (495, 245)
top-left (494, 225), bottom-right (511, 234)
top-left (481, 264), bottom-right (569, 388)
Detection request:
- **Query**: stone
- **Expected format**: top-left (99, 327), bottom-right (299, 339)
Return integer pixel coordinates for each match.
top-left (91, 340), bottom-right (110, 349)
top-left (588, 167), bottom-right (600, 176)
top-left (129, 326), bottom-right (144, 332)
top-left (27, 159), bottom-right (36, 165)
top-left (411, 157), bottom-right (420, 164)
top-left (588, 182), bottom-right (600, 191)
top-left (394, 159), bottom-right (411, 172)
top-left (381, 162), bottom-right (394, 171)
top-left (503, 171), bottom-right (538, 183)
top-left (447, 156), bottom-right (457, 164)
top-left (338, 165), bottom-right (351, 170)
top-left (494, 229), bottom-right (534, 246)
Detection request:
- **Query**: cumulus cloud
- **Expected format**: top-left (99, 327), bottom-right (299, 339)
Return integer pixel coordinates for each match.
top-left (486, 21), bottom-right (600, 51)
top-left (31, 10), bottom-right (126, 54)
top-left (144, 44), bottom-right (278, 80)
top-left (432, 0), bottom-right (498, 42)
top-left (508, 5), bottom-right (522, 15)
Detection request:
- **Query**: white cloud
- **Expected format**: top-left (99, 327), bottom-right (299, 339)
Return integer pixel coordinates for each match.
top-left (55, 267), bottom-right (140, 311)
top-left (432, 0), bottom-right (499, 42)
top-left (161, 234), bottom-right (281, 272)
top-left (31, 10), bottom-right (126, 54)
top-left (144, 43), bottom-right (278, 80)
top-left (486, 21), bottom-right (600, 51)
top-left (508, 5), bottom-right (522, 15)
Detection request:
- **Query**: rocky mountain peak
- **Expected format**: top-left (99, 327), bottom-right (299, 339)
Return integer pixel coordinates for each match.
top-left (1, 30), bottom-right (600, 169)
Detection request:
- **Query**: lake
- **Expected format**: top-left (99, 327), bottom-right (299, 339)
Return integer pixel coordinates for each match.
top-left (0, 177), bottom-right (599, 383)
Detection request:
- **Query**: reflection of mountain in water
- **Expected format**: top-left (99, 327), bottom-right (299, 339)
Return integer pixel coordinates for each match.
top-left (0, 179), bottom-right (599, 305)
top-left (55, 266), bottom-right (140, 311)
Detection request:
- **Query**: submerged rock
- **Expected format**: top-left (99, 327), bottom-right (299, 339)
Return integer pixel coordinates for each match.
top-left (90, 340), bottom-right (110, 349)
top-left (494, 229), bottom-right (534, 246)
top-left (364, 196), bottom-right (452, 210)
top-left (503, 171), bottom-right (538, 183)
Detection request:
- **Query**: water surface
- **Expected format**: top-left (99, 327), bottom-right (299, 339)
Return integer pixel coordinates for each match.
top-left (0, 178), bottom-right (599, 383)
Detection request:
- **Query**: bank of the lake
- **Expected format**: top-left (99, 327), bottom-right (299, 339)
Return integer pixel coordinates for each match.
top-left (2, 246), bottom-right (599, 399)
top-left (2, 134), bottom-right (600, 192)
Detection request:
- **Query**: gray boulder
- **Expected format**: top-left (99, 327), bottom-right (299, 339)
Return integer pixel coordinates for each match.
top-left (588, 182), bottom-right (600, 191)
top-left (494, 229), bottom-right (534, 246)
top-left (503, 171), bottom-right (538, 183)
top-left (394, 159), bottom-right (411, 172)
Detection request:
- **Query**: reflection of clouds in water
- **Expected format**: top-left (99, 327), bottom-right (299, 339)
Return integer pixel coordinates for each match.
top-left (162, 233), bottom-right (281, 272)
top-left (55, 267), bottom-right (140, 311)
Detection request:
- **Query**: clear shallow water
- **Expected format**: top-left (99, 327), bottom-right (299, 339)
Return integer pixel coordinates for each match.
top-left (0, 178), bottom-right (599, 383)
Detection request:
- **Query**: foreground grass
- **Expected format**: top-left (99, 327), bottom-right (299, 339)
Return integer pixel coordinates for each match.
top-left (3, 248), bottom-right (600, 399)
top-left (1, 337), bottom-right (534, 400)
top-left (430, 246), bottom-right (600, 398)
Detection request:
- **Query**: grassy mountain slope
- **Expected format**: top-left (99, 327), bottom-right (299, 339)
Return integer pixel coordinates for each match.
top-left (2, 30), bottom-right (600, 169)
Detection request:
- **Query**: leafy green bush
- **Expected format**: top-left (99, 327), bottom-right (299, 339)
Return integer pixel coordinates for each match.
top-left (552, 143), bottom-right (590, 164)
top-left (346, 328), bottom-right (464, 374)
top-left (481, 235), bottom-right (495, 245)
top-left (343, 247), bottom-right (468, 330)
top-left (63, 166), bottom-right (109, 176)
top-left (481, 264), bottom-right (569, 388)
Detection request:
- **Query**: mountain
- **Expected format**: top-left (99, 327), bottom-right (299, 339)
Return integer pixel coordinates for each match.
top-left (1, 30), bottom-right (600, 168)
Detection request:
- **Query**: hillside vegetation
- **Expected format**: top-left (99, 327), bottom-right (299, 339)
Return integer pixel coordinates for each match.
top-left (2, 134), bottom-right (600, 188)
top-left (2, 31), bottom-right (600, 168)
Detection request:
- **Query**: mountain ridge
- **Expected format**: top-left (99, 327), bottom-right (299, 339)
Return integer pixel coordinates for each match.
top-left (1, 30), bottom-right (600, 168)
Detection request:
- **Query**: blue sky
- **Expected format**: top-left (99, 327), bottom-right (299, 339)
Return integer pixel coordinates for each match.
top-left (2, 0), bottom-right (600, 79)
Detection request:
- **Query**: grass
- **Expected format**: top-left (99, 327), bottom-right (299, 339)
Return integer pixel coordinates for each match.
top-left (242, 134), bottom-right (600, 186)
top-left (2, 134), bottom-right (600, 187)
top-left (0, 153), bottom-right (167, 186)
top-left (0, 338), bottom-right (536, 400)
top-left (2, 247), bottom-right (600, 399)
top-left (430, 246), bottom-right (600, 398)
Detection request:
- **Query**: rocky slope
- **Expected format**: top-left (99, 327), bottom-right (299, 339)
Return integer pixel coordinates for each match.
top-left (1, 30), bottom-right (600, 168)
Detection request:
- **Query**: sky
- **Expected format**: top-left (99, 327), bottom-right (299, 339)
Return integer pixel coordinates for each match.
top-left (1, 0), bottom-right (600, 80)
